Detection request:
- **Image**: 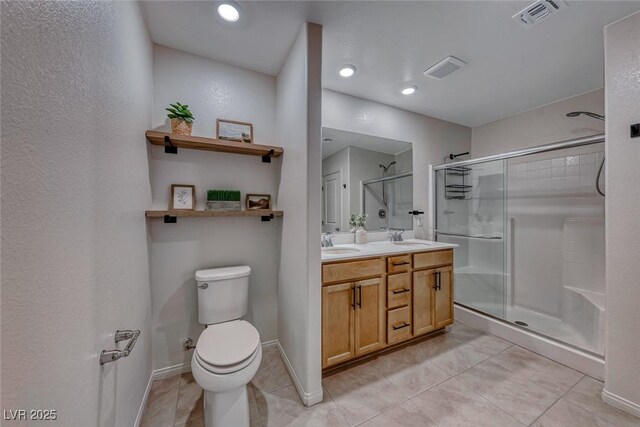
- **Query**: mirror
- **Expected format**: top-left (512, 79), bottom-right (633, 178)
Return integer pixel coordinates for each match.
top-left (322, 127), bottom-right (413, 233)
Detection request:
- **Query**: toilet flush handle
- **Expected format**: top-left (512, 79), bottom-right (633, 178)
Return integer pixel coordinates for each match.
top-left (197, 282), bottom-right (209, 289)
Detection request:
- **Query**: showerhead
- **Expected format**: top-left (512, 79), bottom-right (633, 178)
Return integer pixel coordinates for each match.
top-left (379, 161), bottom-right (396, 172)
top-left (566, 111), bottom-right (605, 121)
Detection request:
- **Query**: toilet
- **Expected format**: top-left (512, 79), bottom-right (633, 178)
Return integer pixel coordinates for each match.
top-left (191, 266), bottom-right (262, 427)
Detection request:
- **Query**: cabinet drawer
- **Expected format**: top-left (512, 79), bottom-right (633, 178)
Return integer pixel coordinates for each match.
top-left (323, 258), bottom-right (384, 284)
top-left (387, 306), bottom-right (412, 344)
top-left (387, 272), bottom-right (411, 309)
top-left (413, 250), bottom-right (453, 270)
top-left (387, 254), bottom-right (411, 274)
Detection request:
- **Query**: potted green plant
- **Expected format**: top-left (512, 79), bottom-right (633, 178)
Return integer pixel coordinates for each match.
top-left (165, 102), bottom-right (194, 136)
top-left (206, 189), bottom-right (241, 211)
top-left (349, 213), bottom-right (368, 244)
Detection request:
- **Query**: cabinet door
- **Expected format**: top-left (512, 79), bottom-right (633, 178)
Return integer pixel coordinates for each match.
top-left (322, 282), bottom-right (355, 368)
top-left (434, 266), bottom-right (454, 329)
top-left (413, 269), bottom-right (435, 336)
top-left (354, 278), bottom-right (385, 356)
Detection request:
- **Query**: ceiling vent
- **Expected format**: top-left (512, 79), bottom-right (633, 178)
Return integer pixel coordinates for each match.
top-left (513, 0), bottom-right (568, 28)
top-left (424, 56), bottom-right (467, 80)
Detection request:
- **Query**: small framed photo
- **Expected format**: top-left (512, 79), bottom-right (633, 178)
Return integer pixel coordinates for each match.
top-left (246, 194), bottom-right (271, 211)
top-left (171, 184), bottom-right (195, 210)
top-left (216, 119), bottom-right (253, 144)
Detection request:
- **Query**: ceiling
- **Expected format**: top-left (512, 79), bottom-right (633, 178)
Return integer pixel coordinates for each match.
top-left (141, 1), bottom-right (640, 127)
top-left (322, 127), bottom-right (412, 159)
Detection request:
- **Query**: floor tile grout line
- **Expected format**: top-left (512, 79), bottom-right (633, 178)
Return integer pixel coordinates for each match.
top-left (533, 375), bottom-right (630, 427)
top-left (461, 343), bottom-right (586, 426)
top-left (526, 375), bottom-right (584, 426)
top-left (252, 381), bottom-right (295, 398)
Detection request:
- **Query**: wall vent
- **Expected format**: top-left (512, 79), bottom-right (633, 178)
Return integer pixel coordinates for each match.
top-left (424, 56), bottom-right (467, 80)
top-left (513, 0), bottom-right (568, 28)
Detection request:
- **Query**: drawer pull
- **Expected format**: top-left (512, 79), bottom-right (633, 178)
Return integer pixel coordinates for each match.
top-left (392, 261), bottom-right (410, 266)
top-left (392, 322), bottom-right (410, 330)
top-left (392, 288), bottom-right (411, 294)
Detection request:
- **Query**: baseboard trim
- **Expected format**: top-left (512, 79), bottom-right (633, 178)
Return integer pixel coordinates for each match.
top-left (134, 371), bottom-right (155, 427)
top-left (135, 340), bottom-right (282, 426)
top-left (276, 340), bottom-right (323, 407)
top-left (602, 389), bottom-right (640, 418)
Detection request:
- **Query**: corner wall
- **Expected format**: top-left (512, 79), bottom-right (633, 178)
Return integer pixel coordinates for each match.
top-left (276, 22), bottom-right (323, 405)
top-left (148, 45), bottom-right (281, 370)
top-left (603, 10), bottom-right (640, 417)
top-left (471, 89), bottom-right (605, 158)
top-left (1, 2), bottom-right (153, 425)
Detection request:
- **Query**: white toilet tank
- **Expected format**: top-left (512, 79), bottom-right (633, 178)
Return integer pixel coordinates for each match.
top-left (195, 266), bottom-right (251, 325)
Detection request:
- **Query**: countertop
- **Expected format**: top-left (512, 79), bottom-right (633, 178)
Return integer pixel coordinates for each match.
top-left (321, 239), bottom-right (457, 262)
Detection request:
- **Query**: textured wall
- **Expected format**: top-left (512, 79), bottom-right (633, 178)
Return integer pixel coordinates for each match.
top-left (603, 10), bottom-right (640, 414)
top-left (322, 89), bottom-right (471, 239)
top-left (1, 2), bottom-right (153, 426)
top-left (471, 89), bottom-right (605, 158)
top-left (149, 45), bottom-right (280, 370)
top-left (276, 22), bottom-right (323, 405)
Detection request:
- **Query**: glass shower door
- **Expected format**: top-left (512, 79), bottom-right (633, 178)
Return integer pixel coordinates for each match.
top-left (435, 159), bottom-right (507, 319)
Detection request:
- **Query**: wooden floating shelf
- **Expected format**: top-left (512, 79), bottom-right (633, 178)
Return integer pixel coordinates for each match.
top-left (146, 210), bottom-right (283, 219)
top-left (146, 130), bottom-right (284, 159)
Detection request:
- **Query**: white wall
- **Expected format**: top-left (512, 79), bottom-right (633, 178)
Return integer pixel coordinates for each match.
top-left (603, 10), bottom-right (640, 416)
top-left (276, 22), bottom-right (323, 405)
top-left (149, 45), bottom-right (281, 370)
top-left (472, 89), bottom-right (605, 158)
top-left (1, 2), bottom-right (153, 426)
top-left (322, 90), bottom-right (471, 238)
top-left (322, 147), bottom-right (350, 232)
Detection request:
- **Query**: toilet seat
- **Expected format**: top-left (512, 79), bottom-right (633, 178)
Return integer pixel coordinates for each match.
top-left (195, 320), bottom-right (260, 375)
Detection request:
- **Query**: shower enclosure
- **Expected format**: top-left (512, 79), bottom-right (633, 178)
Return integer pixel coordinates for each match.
top-left (434, 134), bottom-right (605, 357)
top-left (361, 172), bottom-right (413, 231)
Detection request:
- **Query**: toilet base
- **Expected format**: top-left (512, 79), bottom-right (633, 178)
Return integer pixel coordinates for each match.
top-left (203, 385), bottom-right (249, 427)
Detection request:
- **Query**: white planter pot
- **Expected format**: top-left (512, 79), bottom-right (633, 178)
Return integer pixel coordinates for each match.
top-left (355, 226), bottom-right (368, 244)
top-left (206, 201), bottom-right (241, 211)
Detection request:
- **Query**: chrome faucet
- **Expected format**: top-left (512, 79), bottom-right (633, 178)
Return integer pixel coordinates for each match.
top-left (388, 229), bottom-right (405, 242)
top-left (321, 232), bottom-right (334, 247)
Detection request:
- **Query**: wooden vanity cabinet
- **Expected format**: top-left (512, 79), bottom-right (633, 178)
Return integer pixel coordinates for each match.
top-left (321, 258), bottom-right (385, 368)
top-left (322, 249), bottom-right (454, 370)
top-left (322, 282), bottom-right (355, 367)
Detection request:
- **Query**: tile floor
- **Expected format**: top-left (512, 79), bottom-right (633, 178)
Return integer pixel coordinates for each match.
top-left (140, 322), bottom-right (639, 427)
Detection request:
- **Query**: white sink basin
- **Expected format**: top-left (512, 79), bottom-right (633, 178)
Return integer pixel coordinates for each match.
top-left (322, 247), bottom-right (361, 254)
top-left (393, 242), bottom-right (432, 247)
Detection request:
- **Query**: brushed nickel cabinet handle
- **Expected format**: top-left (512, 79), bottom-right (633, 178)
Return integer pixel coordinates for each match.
top-left (392, 322), bottom-right (410, 330)
top-left (392, 288), bottom-right (411, 294)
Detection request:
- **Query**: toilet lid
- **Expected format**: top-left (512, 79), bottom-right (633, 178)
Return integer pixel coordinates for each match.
top-left (196, 320), bottom-right (260, 367)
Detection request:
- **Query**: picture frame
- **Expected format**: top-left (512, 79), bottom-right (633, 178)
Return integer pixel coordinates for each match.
top-left (246, 194), bottom-right (272, 211)
top-left (216, 119), bottom-right (254, 144)
top-left (170, 184), bottom-right (195, 211)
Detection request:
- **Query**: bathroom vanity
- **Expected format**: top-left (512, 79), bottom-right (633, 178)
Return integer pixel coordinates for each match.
top-left (321, 240), bottom-right (456, 370)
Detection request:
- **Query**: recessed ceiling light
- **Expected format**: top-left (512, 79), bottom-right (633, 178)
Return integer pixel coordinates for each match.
top-left (218, 3), bottom-right (240, 22)
top-left (339, 65), bottom-right (356, 78)
top-left (401, 86), bottom-right (417, 95)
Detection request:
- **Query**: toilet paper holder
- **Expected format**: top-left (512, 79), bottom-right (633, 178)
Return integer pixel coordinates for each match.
top-left (100, 329), bottom-right (140, 366)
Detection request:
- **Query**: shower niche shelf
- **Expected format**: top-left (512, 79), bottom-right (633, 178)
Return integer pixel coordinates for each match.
top-left (444, 166), bottom-right (472, 200)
